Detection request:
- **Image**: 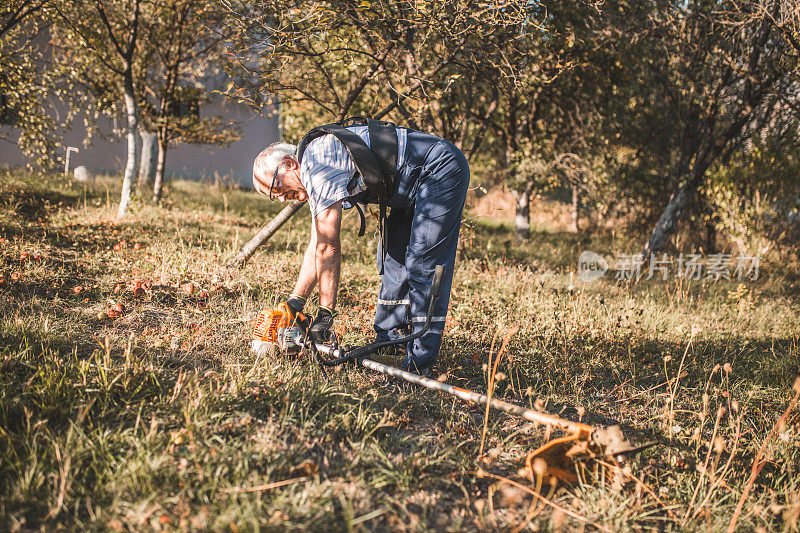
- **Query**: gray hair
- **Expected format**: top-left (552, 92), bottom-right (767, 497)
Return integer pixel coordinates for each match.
top-left (252, 142), bottom-right (297, 194)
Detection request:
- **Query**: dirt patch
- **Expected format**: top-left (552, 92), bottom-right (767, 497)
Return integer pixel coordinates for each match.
top-left (470, 186), bottom-right (574, 231)
top-left (470, 187), bottom-right (516, 222)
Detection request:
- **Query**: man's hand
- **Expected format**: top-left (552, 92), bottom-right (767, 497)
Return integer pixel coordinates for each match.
top-left (284, 294), bottom-right (306, 319)
top-left (308, 306), bottom-right (337, 344)
top-left (272, 295), bottom-right (308, 330)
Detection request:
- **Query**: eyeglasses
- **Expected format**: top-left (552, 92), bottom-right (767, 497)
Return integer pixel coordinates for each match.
top-left (268, 164), bottom-right (282, 200)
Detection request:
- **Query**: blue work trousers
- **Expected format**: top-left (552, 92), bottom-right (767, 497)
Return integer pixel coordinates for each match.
top-left (373, 135), bottom-right (470, 372)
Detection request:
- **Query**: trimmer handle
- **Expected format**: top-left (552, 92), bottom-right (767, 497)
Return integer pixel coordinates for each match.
top-left (430, 265), bottom-right (444, 298)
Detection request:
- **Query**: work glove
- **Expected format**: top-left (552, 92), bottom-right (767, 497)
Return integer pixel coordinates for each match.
top-left (283, 294), bottom-right (306, 319)
top-left (308, 306), bottom-right (337, 344)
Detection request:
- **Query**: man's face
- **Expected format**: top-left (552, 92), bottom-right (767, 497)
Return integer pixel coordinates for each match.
top-left (254, 157), bottom-right (308, 203)
top-left (270, 186), bottom-right (308, 203)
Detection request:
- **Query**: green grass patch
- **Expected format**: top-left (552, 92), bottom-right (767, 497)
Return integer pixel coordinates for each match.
top-left (0, 169), bottom-right (799, 531)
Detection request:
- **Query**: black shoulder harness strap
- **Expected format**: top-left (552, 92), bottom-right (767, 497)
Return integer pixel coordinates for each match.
top-left (296, 117), bottom-right (399, 274)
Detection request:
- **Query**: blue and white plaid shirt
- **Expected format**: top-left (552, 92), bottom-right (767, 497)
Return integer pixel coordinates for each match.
top-left (298, 125), bottom-right (407, 218)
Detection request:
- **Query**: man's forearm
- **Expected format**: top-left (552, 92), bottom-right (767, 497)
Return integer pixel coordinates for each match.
top-left (312, 201), bottom-right (343, 310)
top-left (315, 242), bottom-right (340, 310)
top-left (291, 232), bottom-right (318, 299)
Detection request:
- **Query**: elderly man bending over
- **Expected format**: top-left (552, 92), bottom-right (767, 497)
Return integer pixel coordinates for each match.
top-left (252, 118), bottom-right (469, 378)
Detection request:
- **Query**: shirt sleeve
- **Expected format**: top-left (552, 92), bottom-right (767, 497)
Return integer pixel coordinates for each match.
top-left (300, 135), bottom-right (357, 218)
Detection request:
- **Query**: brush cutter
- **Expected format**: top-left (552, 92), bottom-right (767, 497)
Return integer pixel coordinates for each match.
top-left (252, 266), bottom-right (649, 485)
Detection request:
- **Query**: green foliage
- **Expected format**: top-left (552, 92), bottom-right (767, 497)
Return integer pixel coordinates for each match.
top-left (0, 1), bottom-right (61, 170)
top-left (224, 0), bottom-right (529, 141)
top-left (3, 0), bottom-right (800, 248)
top-left (0, 67), bottom-right (62, 172)
top-left (137, 0), bottom-right (243, 148)
top-left (603, 1), bottom-right (798, 247)
top-left (705, 133), bottom-right (800, 254)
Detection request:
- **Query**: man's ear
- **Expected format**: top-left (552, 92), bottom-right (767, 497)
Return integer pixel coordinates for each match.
top-left (284, 155), bottom-right (299, 170)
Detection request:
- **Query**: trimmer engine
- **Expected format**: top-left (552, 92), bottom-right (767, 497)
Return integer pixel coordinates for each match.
top-left (251, 304), bottom-right (305, 355)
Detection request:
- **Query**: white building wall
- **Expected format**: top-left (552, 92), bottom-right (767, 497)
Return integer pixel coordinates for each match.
top-left (0, 96), bottom-right (279, 188)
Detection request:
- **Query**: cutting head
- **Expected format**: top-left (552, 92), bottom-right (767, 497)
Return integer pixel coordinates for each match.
top-left (523, 424), bottom-right (650, 488)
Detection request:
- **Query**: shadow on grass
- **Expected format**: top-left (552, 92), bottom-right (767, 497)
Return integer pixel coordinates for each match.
top-left (443, 325), bottom-right (798, 398)
top-left (463, 218), bottom-right (616, 271)
top-left (0, 187), bottom-right (78, 224)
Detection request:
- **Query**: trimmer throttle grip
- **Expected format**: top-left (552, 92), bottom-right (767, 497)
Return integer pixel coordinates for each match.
top-left (430, 265), bottom-right (444, 298)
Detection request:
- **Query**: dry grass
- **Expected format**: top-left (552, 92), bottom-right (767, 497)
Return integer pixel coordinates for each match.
top-left (1, 169), bottom-right (799, 531)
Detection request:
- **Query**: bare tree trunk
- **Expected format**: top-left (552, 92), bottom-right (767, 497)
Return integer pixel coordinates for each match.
top-left (513, 180), bottom-right (535, 242)
top-left (117, 73), bottom-right (140, 219)
top-left (152, 131), bottom-right (168, 204)
top-left (706, 220), bottom-right (717, 254)
top-left (138, 128), bottom-right (157, 187)
top-left (571, 184), bottom-right (580, 233)
top-left (642, 176), bottom-right (701, 262)
top-left (229, 201), bottom-right (306, 267)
